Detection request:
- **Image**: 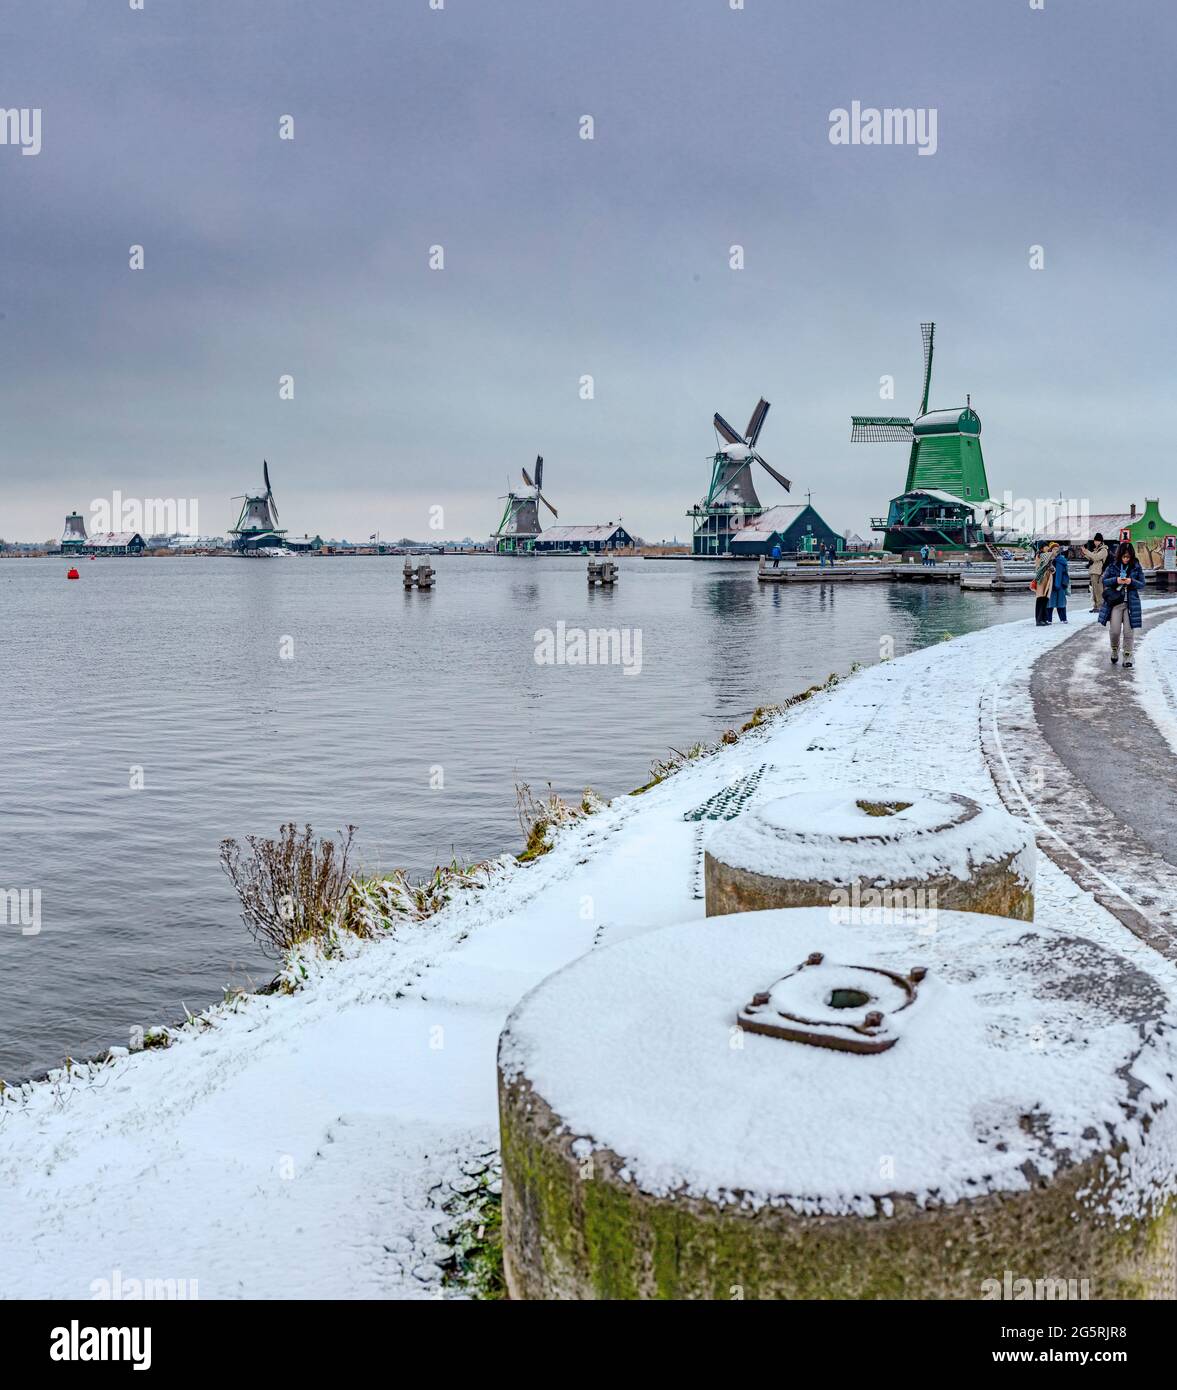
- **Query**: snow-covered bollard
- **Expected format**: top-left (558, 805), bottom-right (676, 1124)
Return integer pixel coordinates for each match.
top-left (704, 788), bottom-right (1034, 921)
top-left (498, 908), bottom-right (1177, 1300)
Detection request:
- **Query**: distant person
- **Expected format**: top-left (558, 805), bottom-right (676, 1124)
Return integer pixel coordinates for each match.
top-left (771, 541), bottom-right (781, 569)
top-left (927, 547), bottom-right (936, 568)
top-left (1045, 543), bottom-right (1070, 623)
top-left (818, 543), bottom-right (827, 568)
top-left (1080, 532), bottom-right (1108, 612)
top-left (1032, 542), bottom-right (1056, 625)
top-left (1099, 540), bottom-right (1145, 667)
top-left (919, 543), bottom-right (929, 567)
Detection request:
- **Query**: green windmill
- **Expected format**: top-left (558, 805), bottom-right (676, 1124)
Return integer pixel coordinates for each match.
top-left (851, 322), bottom-right (991, 554)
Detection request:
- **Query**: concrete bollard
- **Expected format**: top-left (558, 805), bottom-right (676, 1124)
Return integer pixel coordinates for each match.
top-left (498, 908), bottom-right (1177, 1300)
top-left (587, 559), bottom-right (618, 586)
top-left (704, 788), bottom-right (1034, 921)
top-left (403, 560), bottom-right (435, 590)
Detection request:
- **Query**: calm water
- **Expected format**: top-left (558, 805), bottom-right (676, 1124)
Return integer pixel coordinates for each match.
top-left (0, 555), bottom-right (1023, 1078)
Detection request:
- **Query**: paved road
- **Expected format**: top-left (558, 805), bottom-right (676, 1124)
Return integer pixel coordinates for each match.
top-left (985, 607), bottom-right (1177, 957)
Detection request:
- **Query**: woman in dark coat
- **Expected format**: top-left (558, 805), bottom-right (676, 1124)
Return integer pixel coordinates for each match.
top-left (1098, 541), bottom-right (1146, 667)
top-left (1046, 545), bottom-right (1070, 623)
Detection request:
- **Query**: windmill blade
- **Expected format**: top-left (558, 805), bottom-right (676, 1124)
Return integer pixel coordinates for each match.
top-left (539, 493), bottom-right (558, 518)
top-left (263, 459), bottom-right (279, 522)
top-left (522, 467), bottom-right (536, 489)
top-left (713, 412), bottom-right (743, 446)
top-left (745, 398), bottom-right (770, 447)
top-left (850, 415), bottom-right (914, 443)
top-left (535, 455), bottom-right (544, 491)
top-left (918, 321), bottom-right (935, 416)
top-left (754, 454), bottom-right (791, 492)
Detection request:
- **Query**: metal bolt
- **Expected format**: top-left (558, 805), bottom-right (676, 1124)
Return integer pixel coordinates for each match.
top-left (863, 1011), bottom-right (884, 1030)
top-left (805, 951), bottom-right (824, 966)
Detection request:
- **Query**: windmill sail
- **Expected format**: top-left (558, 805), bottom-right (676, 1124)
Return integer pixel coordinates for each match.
top-left (918, 321), bottom-right (935, 417)
top-left (850, 416), bottom-right (915, 442)
top-left (755, 455), bottom-right (792, 491)
top-left (713, 412), bottom-right (743, 446)
top-left (745, 398), bottom-right (770, 447)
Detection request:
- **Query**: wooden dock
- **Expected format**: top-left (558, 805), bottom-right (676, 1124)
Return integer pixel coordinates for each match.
top-left (757, 561), bottom-right (958, 584)
top-left (758, 559), bottom-right (1177, 592)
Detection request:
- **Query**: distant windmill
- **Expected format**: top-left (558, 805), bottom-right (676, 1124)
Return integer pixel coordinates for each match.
top-left (687, 398), bottom-right (790, 554)
top-left (850, 323), bottom-right (991, 554)
top-left (229, 460), bottom-right (288, 552)
top-left (491, 455), bottom-right (558, 554)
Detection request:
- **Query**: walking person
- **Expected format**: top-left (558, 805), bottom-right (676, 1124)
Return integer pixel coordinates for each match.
top-left (1080, 532), bottom-right (1109, 612)
top-left (1032, 541), bottom-right (1055, 625)
top-left (1099, 540), bottom-right (1146, 667)
top-left (770, 540), bottom-right (781, 570)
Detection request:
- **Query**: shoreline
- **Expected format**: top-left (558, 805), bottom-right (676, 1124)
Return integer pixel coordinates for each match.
top-left (1, 671), bottom-right (855, 1091)
top-left (4, 609), bottom-right (1177, 1297)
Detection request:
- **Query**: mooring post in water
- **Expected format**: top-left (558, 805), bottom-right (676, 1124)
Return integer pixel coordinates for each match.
top-left (403, 560), bottom-right (436, 590)
top-left (587, 559), bottom-right (617, 587)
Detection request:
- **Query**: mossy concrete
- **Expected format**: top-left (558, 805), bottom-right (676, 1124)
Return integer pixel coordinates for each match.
top-left (500, 1075), bottom-right (1175, 1301)
top-left (704, 850), bottom-right (1034, 922)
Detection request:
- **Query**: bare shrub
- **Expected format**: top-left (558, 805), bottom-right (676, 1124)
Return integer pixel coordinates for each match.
top-left (219, 823), bottom-right (357, 955)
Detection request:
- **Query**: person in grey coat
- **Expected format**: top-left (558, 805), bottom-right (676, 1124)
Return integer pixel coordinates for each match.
top-left (1080, 532), bottom-right (1108, 612)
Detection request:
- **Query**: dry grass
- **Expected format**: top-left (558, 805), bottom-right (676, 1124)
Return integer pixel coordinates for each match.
top-left (219, 823), bottom-right (357, 955)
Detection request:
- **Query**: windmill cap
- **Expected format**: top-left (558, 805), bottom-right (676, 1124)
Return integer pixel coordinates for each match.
top-left (913, 406), bottom-right (981, 438)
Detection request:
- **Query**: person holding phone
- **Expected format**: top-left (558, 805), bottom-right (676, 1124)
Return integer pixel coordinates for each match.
top-left (1098, 540), bottom-right (1146, 667)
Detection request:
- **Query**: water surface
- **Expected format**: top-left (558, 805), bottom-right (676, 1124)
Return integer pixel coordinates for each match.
top-left (1, 555), bottom-right (1026, 1077)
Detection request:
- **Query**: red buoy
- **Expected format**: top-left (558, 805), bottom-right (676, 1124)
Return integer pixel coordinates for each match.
top-left (67, 568), bottom-right (80, 580)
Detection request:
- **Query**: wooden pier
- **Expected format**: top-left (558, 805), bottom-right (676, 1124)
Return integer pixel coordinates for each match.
top-left (757, 557), bottom-right (1176, 592)
top-left (757, 559), bottom-right (958, 584)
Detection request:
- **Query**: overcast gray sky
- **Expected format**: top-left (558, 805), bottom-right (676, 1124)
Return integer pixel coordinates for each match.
top-left (1, 0), bottom-right (1174, 543)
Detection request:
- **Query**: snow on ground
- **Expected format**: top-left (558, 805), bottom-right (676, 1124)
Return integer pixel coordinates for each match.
top-left (2, 610), bottom-right (1176, 1299)
top-left (1135, 610), bottom-right (1177, 759)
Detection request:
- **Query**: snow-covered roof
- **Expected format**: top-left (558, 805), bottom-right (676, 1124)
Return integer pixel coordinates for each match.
top-left (86, 532), bottom-right (144, 546)
top-left (730, 505), bottom-right (811, 540)
top-left (906, 488), bottom-right (978, 511)
top-left (1034, 513), bottom-right (1139, 542)
top-left (539, 525), bottom-right (629, 542)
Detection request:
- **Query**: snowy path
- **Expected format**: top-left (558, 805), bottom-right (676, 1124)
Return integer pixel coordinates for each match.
top-left (984, 606), bottom-right (1177, 956)
top-left (3, 605), bottom-right (1176, 1299)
